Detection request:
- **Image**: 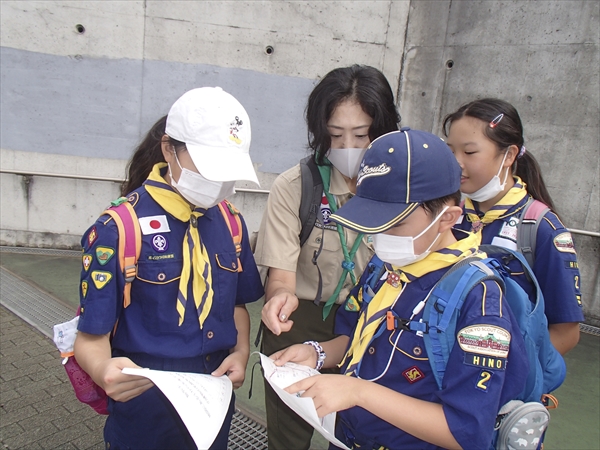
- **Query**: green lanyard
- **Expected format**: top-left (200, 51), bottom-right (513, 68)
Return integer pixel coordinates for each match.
top-left (317, 163), bottom-right (364, 320)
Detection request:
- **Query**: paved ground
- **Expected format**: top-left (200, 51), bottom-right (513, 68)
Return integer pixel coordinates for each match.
top-left (0, 305), bottom-right (105, 449)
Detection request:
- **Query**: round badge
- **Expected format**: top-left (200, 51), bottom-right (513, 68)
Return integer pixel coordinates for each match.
top-left (152, 234), bottom-right (168, 252)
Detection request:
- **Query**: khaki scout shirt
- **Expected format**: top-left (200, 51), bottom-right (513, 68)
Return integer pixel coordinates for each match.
top-left (254, 163), bottom-right (374, 304)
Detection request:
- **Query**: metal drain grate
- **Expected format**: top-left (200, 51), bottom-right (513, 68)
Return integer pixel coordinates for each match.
top-left (228, 410), bottom-right (268, 449)
top-left (0, 266), bottom-right (74, 338)
top-left (580, 323), bottom-right (600, 336)
top-left (0, 245), bottom-right (81, 257)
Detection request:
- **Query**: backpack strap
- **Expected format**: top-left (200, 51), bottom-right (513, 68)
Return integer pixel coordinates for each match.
top-left (516, 199), bottom-right (550, 268)
top-left (217, 200), bottom-right (243, 273)
top-left (102, 198), bottom-right (142, 308)
top-left (299, 156), bottom-right (324, 248)
top-left (422, 258), bottom-right (505, 389)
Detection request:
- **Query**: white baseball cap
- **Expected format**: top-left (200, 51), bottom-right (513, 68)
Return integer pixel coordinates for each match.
top-left (165, 87), bottom-right (259, 185)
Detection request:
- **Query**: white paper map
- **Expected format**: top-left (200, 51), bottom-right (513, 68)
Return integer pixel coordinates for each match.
top-left (258, 352), bottom-right (350, 450)
top-left (122, 367), bottom-right (232, 450)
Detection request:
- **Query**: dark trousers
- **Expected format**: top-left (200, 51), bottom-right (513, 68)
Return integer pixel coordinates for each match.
top-left (262, 300), bottom-right (341, 450)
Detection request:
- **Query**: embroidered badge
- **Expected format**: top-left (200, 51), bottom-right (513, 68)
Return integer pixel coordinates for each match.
top-left (139, 215), bottom-right (171, 235)
top-left (464, 352), bottom-right (507, 370)
top-left (499, 217), bottom-right (519, 242)
top-left (576, 295), bottom-right (582, 306)
top-left (152, 234), bottom-right (168, 252)
top-left (229, 116), bottom-right (244, 145)
top-left (81, 280), bottom-right (88, 298)
top-left (564, 260), bottom-right (579, 270)
top-left (402, 366), bottom-right (425, 384)
top-left (87, 226), bottom-right (98, 246)
top-left (345, 296), bottom-right (360, 312)
top-left (91, 271), bottom-right (113, 290)
top-left (95, 247), bottom-right (115, 266)
top-left (470, 221), bottom-right (483, 233)
top-left (356, 163), bottom-right (391, 186)
top-left (387, 272), bottom-right (401, 288)
top-left (457, 325), bottom-right (511, 358)
top-left (82, 254), bottom-right (92, 272)
top-left (315, 193), bottom-right (336, 231)
top-left (127, 192), bottom-right (139, 206)
top-left (475, 370), bottom-right (494, 392)
top-left (553, 232), bottom-right (576, 254)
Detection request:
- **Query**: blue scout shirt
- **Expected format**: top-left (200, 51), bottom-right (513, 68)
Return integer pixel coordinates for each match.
top-left (455, 194), bottom-right (584, 324)
top-left (334, 263), bottom-right (529, 450)
top-left (78, 186), bottom-right (264, 360)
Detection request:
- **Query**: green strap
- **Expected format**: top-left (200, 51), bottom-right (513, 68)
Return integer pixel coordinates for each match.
top-left (317, 163), bottom-right (364, 320)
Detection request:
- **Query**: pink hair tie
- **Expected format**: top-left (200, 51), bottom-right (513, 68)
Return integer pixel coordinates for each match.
top-left (518, 145), bottom-right (527, 159)
top-left (489, 114), bottom-right (504, 128)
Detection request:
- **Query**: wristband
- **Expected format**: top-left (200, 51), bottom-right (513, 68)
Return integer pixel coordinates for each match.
top-left (303, 340), bottom-right (326, 371)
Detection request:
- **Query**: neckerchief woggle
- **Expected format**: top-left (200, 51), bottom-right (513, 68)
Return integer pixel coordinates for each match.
top-left (464, 176), bottom-right (528, 233)
top-left (317, 162), bottom-right (364, 320)
top-left (144, 163), bottom-right (214, 329)
top-left (341, 231), bottom-right (481, 377)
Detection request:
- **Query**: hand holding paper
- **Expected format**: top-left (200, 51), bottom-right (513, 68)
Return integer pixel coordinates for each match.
top-left (258, 353), bottom-right (350, 450)
top-left (122, 368), bottom-right (232, 450)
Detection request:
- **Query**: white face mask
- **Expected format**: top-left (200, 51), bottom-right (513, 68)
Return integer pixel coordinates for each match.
top-left (327, 147), bottom-right (368, 178)
top-left (466, 151), bottom-right (510, 202)
top-left (372, 206), bottom-right (449, 267)
top-left (169, 152), bottom-right (236, 209)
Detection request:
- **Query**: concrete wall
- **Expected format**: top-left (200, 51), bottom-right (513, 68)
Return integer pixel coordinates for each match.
top-left (1, 1), bottom-right (598, 323)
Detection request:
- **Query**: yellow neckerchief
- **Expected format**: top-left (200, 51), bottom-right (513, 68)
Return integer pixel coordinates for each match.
top-left (464, 176), bottom-right (528, 233)
top-left (143, 163), bottom-right (214, 329)
top-left (341, 231), bottom-right (481, 377)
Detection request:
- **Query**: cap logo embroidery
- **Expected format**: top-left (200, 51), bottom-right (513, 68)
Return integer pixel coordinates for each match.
top-left (356, 163), bottom-right (391, 186)
top-left (229, 116), bottom-right (243, 145)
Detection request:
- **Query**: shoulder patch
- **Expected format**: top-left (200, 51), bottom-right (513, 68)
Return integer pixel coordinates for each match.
top-left (553, 232), bottom-right (576, 254)
top-left (95, 247), bottom-right (115, 265)
top-left (139, 215), bottom-right (171, 235)
top-left (87, 226), bottom-right (98, 246)
top-left (82, 254), bottom-right (92, 272)
top-left (457, 325), bottom-right (511, 358)
top-left (127, 192), bottom-right (140, 207)
top-left (91, 271), bottom-right (113, 290)
top-left (81, 280), bottom-right (88, 298)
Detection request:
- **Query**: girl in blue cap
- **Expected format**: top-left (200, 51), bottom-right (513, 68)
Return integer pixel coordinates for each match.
top-left (444, 98), bottom-right (583, 354)
top-left (73, 87), bottom-right (264, 449)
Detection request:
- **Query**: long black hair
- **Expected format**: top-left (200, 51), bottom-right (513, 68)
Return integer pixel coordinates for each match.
top-left (306, 65), bottom-right (400, 165)
top-left (121, 115), bottom-right (185, 195)
top-left (443, 98), bottom-right (556, 211)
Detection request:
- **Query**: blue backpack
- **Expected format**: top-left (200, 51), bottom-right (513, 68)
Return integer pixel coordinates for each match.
top-left (356, 246), bottom-right (565, 449)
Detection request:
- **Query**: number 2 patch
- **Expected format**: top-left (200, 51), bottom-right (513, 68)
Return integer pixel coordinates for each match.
top-left (476, 370), bottom-right (493, 392)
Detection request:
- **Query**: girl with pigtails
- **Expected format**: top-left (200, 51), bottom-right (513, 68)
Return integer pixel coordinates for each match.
top-left (444, 98), bottom-right (584, 355)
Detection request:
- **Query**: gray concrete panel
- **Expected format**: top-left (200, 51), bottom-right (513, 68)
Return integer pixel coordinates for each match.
top-left (0, 47), bottom-right (143, 159)
top-left (1, 47), bottom-right (315, 174)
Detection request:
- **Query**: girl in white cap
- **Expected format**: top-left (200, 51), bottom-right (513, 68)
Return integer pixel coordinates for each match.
top-left (74, 87), bottom-right (264, 449)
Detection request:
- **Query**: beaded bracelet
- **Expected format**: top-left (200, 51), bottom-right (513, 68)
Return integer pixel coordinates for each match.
top-left (303, 340), bottom-right (326, 371)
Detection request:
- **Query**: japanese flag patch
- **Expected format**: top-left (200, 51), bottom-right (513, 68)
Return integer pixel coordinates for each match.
top-left (139, 215), bottom-right (171, 235)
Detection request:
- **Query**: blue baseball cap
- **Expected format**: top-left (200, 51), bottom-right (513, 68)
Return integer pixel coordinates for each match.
top-left (330, 127), bottom-right (461, 233)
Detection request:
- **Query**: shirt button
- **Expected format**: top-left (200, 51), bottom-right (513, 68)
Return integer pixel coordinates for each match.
top-left (206, 355), bottom-right (211, 362)
top-left (207, 331), bottom-right (214, 339)
top-left (231, 262), bottom-right (236, 269)
top-left (368, 346), bottom-right (375, 355)
top-left (157, 273), bottom-right (166, 281)
top-left (413, 346), bottom-right (422, 356)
